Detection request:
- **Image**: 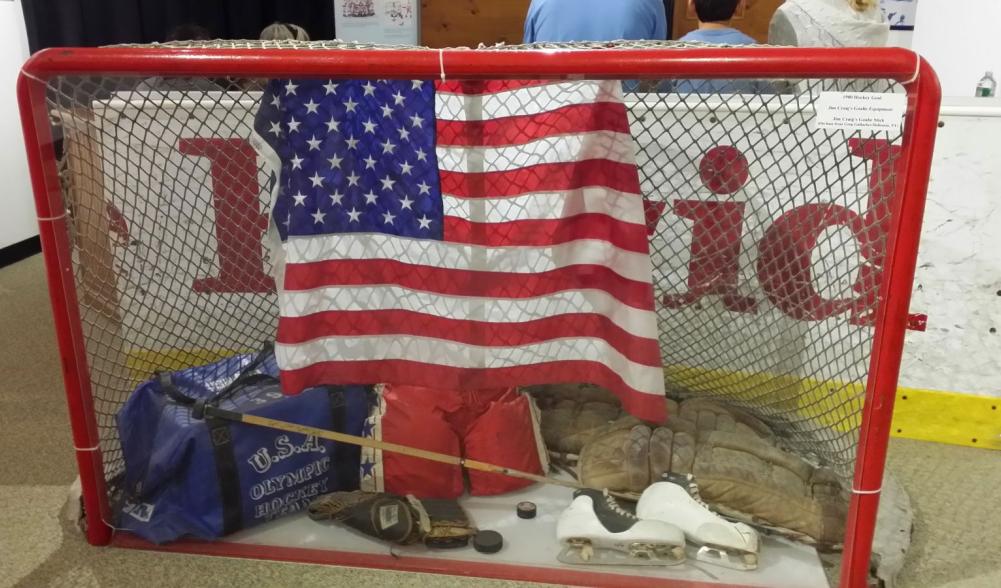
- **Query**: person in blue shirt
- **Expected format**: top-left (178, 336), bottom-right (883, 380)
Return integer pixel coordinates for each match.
top-left (523, 0), bottom-right (667, 43)
top-left (679, 0), bottom-right (756, 45)
top-left (675, 0), bottom-right (763, 94)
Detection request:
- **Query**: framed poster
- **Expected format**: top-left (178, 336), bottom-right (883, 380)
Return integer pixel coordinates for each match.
top-left (334, 0), bottom-right (419, 44)
top-left (881, 0), bottom-right (918, 31)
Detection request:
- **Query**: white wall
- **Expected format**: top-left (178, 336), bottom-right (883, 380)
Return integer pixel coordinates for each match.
top-left (0, 0), bottom-right (35, 249)
top-left (901, 100), bottom-right (1001, 397)
top-left (911, 0), bottom-right (1001, 97)
top-left (884, 29), bottom-right (912, 48)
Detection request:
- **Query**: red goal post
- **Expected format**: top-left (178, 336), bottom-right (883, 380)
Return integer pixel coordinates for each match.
top-left (17, 42), bottom-right (940, 588)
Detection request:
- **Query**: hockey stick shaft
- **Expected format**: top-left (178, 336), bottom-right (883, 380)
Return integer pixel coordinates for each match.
top-left (205, 406), bottom-right (636, 500)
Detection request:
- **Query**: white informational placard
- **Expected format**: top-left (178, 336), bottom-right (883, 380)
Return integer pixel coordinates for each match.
top-left (881, 0), bottom-right (918, 31)
top-left (813, 92), bottom-right (907, 133)
top-left (334, 0), bottom-right (418, 44)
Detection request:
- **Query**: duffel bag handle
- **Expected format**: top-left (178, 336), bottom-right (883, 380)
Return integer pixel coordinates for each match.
top-left (156, 343), bottom-right (278, 417)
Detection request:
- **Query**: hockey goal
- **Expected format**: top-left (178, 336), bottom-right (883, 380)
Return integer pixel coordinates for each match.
top-left (18, 41), bottom-right (939, 588)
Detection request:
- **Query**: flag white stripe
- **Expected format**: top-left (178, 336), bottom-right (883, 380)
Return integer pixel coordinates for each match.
top-left (435, 80), bottom-right (624, 122)
top-left (279, 284), bottom-right (659, 339)
top-left (442, 188), bottom-right (646, 225)
top-left (284, 233), bottom-right (653, 284)
top-left (276, 334), bottom-right (664, 395)
top-left (436, 130), bottom-right (637, 173)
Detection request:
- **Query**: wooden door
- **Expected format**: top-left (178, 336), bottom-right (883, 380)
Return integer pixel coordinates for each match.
top-left (672, 0), bottom-right (784, 43)
top-left (421, 0), bottom-right (533, 48)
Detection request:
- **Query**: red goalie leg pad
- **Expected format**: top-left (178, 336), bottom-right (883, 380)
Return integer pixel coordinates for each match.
top-left (377, 384), bottom-right (465, 499)
top-left (464, 389), bottom-right (546, 496)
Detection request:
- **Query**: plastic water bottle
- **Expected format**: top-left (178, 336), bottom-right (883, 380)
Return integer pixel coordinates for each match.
top-left (976, 71), bottom-right (996, 97)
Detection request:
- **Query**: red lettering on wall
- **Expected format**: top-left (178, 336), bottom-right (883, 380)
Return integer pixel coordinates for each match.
top-left (178, 138), bottom-right (274, 293)
top-left (755, 139), bottom-right (926, 331)
top-left (756, 203), bottom-right (865, 320)
top-left (653, 141), bottom-right (925, 331)
top-left (848, 139), bottom-right (927, 331)
top-left (175, 135), bottom-right (926, 332)
top-left (662, 200), bottom-right (757, 312)
top-left (699, 145), bottom-right (750, 195)
top-left (643, 198), bottom-right (666, 236)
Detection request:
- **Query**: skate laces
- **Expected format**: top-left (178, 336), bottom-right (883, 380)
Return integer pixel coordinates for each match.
top-left (677, 476), bottom-right (733, 525)
top-left (602, 489), bottom-right (636, 519)
top-left (675, 474), bottom-right (711, 509)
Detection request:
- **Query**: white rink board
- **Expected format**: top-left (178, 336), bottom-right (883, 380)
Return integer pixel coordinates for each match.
top-left (227, 482), bottom-right (829, 588)
top-left (898, 99), bottom-right (1001, 397)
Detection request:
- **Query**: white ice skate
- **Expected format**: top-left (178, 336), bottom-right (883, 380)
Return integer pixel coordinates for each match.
top-left (556, 489), bottom-right (686, 566)
top-left (637, 473), bottom-right (760, 571)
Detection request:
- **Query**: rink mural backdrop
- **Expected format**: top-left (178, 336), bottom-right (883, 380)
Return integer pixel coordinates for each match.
top-left (83, 89), bottom-right (948, 419)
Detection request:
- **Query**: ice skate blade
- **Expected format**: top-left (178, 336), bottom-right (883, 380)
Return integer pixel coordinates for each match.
top-left (557, 541), bottom-right (685, 567)
top-left (694, 545), bottom-right (758, 571)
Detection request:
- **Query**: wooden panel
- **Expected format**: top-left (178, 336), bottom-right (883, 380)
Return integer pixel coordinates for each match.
top-left (672, 0), bottom-right (784, 43)
top-left (63, 109), bottom-right (122, 322)
top-left (421, 0), bottom-right (532, 48)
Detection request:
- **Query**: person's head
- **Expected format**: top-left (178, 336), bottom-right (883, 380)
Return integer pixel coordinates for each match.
top-left (165, 23), bottom-right (212, 42)
top-left (689, 0), bottom-right (742, 24)
top-left (260, 22), bottom-right (310, 42)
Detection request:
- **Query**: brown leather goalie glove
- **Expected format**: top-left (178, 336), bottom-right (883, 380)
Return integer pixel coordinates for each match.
top-left (571, 395), bottom-right (848, 548)
top-left (309, 491), bottom-right (476, 549)
top-left (678, 429), bottom-right (847, 549)
top-left (666, 399), bottom-right (848, 549)
top-left (527, 383), bottom-right (633, 455)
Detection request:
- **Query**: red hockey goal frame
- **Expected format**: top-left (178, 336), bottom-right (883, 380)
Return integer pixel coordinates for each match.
top-left (17, 45), bottom-right (940, 588)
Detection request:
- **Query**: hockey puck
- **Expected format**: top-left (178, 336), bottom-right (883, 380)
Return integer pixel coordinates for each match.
top-left (473, 530), bottom-right (504, 554)
top-left (516, 501), bottom-right (537, 519)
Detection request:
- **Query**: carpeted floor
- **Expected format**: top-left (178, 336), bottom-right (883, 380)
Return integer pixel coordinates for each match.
top-left (2, 254), bottom-right (999, 588)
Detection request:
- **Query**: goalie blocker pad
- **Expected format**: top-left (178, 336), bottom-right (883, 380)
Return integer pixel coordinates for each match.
top-left (115, 348), bottom-right (371, 543)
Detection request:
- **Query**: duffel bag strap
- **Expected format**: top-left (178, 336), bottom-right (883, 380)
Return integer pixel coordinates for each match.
top-left (205, 416), bottom-right (243, 535)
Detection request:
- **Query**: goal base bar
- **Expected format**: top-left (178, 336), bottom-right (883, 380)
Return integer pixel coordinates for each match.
top-left (111, 534), bottom-right (747, 588)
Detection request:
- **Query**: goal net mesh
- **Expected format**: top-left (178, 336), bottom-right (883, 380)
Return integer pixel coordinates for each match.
top-left (40, 41), bottom-right (907, 505)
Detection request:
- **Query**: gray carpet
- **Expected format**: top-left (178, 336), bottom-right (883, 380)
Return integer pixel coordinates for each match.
top-left (2, 254), bottom-right (999, 587)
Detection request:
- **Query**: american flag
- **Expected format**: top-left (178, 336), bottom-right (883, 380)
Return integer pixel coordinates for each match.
top-left (254, 77), bottom-right (665, 422)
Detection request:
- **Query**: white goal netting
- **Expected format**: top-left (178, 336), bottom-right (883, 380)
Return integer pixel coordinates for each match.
top-left (39, 40), bottom-right (913, 504)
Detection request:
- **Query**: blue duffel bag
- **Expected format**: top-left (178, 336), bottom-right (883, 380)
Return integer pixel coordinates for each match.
top-left (115, 344), bottom-right (372, 543)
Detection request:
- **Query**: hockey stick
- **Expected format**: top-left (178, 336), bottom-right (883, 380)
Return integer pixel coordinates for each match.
top-left (204, 406), bottom-right (638, 501)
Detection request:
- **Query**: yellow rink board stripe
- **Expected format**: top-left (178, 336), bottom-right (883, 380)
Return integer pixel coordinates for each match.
top-left (891, 387), bottom-right (1001, 450)
top-left (123, 349), bottom-right (1000, 450)
top-left (125, 347), bottom-right (253, 376)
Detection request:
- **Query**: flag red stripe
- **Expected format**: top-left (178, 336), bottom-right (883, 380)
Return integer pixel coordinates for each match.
top-left (435, 102), bottom-right (631, 147)
top-left (276, 309), bottom-right (661, 366)
top-left (442, 213), bottom-right (648, 252)
top-left (280, 359), bottom-right (667, 424)
top-left (435, 79), bottom-right (555, 95)
top-left (439, 159), bottom-right (642, 198)
top-left (282, 259), bottom-right (655, 309)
